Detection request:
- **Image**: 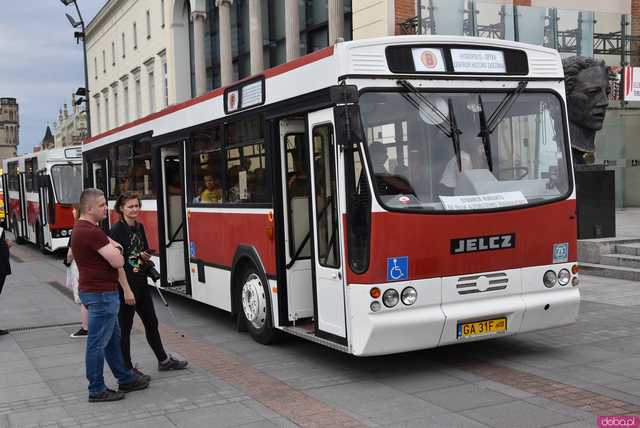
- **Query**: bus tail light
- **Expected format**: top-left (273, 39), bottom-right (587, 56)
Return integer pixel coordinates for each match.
top-left (382, 289), bottom-right (399, 308)
top-left (543, 270), bottom-right (557, 288)
top-left (401, 287), bottom-right (417, 306)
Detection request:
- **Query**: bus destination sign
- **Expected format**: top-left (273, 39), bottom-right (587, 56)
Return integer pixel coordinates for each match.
top-left (224, 77), bottom-right (265, 114)
top-left (451, 49), bottom-right (506, 73)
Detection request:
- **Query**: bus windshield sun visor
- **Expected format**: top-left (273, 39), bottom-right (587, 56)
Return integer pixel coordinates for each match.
top-left (397, 79), bottom-right (463, 171)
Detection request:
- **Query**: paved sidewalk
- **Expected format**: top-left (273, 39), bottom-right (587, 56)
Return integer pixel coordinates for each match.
top-left (1, 242), bottom-right (640, 427)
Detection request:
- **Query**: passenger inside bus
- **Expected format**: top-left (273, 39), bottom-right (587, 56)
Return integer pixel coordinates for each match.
top-left (369, 141), bottom-right (414, 196)
top-left (439, 142), bottom-right (488, 195)
top-left (199, 175), bottom-right (222, 203)
top-left (287, 158), bottom-right (308, 197)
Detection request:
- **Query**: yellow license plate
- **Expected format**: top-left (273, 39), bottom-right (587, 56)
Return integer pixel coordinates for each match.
top-left (457, 317), bottom-right (507, 338)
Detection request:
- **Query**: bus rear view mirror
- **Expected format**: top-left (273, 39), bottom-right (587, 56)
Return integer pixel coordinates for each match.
top-left (329, 85), bottom-right (359, 104)
top-left (334, 104), bottom-right (365, 146)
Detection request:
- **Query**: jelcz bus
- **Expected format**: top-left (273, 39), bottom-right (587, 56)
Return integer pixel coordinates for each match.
top-left (2, 147), bottom-right (82, 252)
top-left (83, 36), bottom-right (580, 356)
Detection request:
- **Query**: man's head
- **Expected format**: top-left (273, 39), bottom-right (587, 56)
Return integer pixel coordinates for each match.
top-left (78, 188), bottom-right (107, 223)
top-left (563, 56), bottom-right (610, 132)
top-left (369, 142), bottom-right (388, 170)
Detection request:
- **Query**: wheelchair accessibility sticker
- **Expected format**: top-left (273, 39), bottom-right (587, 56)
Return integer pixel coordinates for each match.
top-left (553, 242), bottom-right (568, 263)
top-left (189, 241), bottom-right (196, 258)
top-left (387, 257), bottom-right (408, 282)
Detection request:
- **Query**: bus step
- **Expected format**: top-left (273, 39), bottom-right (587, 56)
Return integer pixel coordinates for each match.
top-left (281, 325), bottom-right (349, 353)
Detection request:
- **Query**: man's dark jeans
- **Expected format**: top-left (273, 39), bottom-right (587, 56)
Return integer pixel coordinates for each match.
top-left (79, 291), bottom-right (136, 395)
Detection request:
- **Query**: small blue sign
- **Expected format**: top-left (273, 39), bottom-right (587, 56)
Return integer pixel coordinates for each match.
top-left (553, 243), bottom-right (568, 263)
top-left (387, 256), bottom-right (408, 282)
top-left (189, 241), bottom-right (196, 258)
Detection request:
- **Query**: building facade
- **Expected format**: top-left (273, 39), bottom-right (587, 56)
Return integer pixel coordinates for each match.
top-left (86, 0), bottom-right (352, 136)
top-left (53, 96), bottom-right (88, 148)
top-left (0, 98), bottom-right (19, 161)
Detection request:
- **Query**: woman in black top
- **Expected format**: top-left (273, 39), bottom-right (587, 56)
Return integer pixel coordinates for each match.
top-left (110, 192), bottom-right (187, 378)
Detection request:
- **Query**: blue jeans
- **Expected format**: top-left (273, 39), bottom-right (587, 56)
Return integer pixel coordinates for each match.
top-left (79, 291), bottom-right (136, 395)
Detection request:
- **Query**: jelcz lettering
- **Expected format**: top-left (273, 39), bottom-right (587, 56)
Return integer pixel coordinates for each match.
top-left (451, 233), bottom-right (516, 254)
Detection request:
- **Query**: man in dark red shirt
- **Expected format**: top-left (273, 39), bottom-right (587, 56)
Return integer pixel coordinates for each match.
top-left (71, 188), bottom-right (149, 402)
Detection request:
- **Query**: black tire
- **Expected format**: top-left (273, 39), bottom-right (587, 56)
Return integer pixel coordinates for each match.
top-left (237, 265), bottom-right (278, 345)
top-left (36, 224), bottom-right (47, 254)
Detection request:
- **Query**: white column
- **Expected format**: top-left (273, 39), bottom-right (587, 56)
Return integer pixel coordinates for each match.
top-left (217, 0), bottom-right (234, 87)
top-left (285, 0), bottom-right (300, 61)
top-left (192, 10), bottom-right (208, 96)
top-left (249, 0), bottom-right (264, 74)
top-left (328, 0), bottom-right (344, 44)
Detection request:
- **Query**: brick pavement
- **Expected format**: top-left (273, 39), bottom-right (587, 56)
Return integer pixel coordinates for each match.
top-left (1, 242), bottom-right (640, 427)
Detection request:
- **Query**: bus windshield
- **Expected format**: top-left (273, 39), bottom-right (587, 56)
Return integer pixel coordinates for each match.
top-left (359, 90), bottom-right (570, 212)
top-left (50, 164), bottom-right (83, 204)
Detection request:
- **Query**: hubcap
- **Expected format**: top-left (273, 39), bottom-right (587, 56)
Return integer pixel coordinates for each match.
top-left (241, 273), bottom-right (266, 330)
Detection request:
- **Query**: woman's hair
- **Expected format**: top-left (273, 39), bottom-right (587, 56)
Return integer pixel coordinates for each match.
top-left (114, 191), bottom-right (141, 216)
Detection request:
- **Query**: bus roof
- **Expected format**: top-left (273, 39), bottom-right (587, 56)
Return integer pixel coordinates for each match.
top-left (85, 35), bottom-right (563, 151)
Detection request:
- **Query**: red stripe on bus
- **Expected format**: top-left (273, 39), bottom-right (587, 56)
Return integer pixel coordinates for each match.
top-left (346, 199), bottom-right (577, 284)
top-left (188, 211), bottom-right (276, 276)
top-left (50, 204), bottom-right (75, 230)
top-left (85, 46), bottom-right (335, 145)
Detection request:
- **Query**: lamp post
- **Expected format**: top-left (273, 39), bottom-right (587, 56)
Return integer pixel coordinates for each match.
top-left (61, 0), bottom-right (91, 138)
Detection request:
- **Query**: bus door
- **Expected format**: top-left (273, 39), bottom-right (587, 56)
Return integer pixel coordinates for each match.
top-left (18, 171), bottom-right (28, 241)
top-left (37, 171), bottom-right (49, 248)
top-left (157, 142), bottom-right (190, 293)
top-left (307, 109), bottom-right (347, 342)
top-left (91, 160), bottom-right (109, 231)
top-left (279, 118), bottom-right (314, 322)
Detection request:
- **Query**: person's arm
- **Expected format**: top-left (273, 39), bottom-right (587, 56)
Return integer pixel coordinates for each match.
top-left (117, 268), bottom-right (135, 305)
top-left (97, 242), bottom-right (125, 269)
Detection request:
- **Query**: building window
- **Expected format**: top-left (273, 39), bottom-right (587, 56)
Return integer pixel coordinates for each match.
top-left (148, 69), bottom-right (155, 114)
top-left (122, 32), bottom-right (126, 58)
top-left (95, 96), bottom-right (101, 133)
top-left (94, 57), bottom-right (98, 79)
top-left (111, 41), bottom-right (116, 66)
top-left (159, 51), bottom-right (168, 108)
top-left (102, 50), bottom-right (106, 73)
top-left (133, 22), bottom-right (138, 49)
top-left (122, 79), bottom-right (129, 123)
top-left (113, 85), bottom-right (119, 127)
top-left (161, 0), bottom-right (165, 28)
top-left (146, 10), bottom-right (151, 39)
top-left (134, 73), bottom-right (142, 119)
top-left (104, 92), bottom-right (110, 130)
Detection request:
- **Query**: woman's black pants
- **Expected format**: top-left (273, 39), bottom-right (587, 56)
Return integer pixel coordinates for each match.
top-left (118, 280), bottom-right (168, 370)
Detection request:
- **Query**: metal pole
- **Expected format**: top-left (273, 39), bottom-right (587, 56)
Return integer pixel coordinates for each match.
top-left (417, 0), bottom-right (422, 35)
top-left (73, 1), bottom-right (92, 137)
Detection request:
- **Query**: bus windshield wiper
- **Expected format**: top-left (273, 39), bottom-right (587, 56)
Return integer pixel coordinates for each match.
top-left (477, 95), bottom-right (493, 172)
top-left (484, 81), bottom-right (528, 134)
top-left (397, 79), bottom-right (463, 171)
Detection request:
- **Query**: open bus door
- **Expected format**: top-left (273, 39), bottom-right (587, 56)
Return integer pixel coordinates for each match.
top-left (17, 171), bottom-right (28, 242)
top-left (306, 109), bottom-right (347, 343)
top-left (156, 142), bottom-right (190, 295)
top-left (91, 160), bottom-right (109, 232)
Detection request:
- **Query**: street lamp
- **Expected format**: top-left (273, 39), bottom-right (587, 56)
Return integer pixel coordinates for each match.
top-left (61, 0), bottom-right (91, 138)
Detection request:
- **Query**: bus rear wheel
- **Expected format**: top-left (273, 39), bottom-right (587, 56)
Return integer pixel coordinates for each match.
top-left (239, 266), bottom-right (277, 345)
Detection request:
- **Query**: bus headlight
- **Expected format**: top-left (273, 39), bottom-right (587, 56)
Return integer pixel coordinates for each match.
top-left (543, 270), bottom-right (557, 288)
top-left (401, 287), bottom-right (417, 306)
top-left (382, 289), bottom-right (399, 308)
top-left (370, 301), bottom-right (381, 312)
top-left (558, 269), bottom-right (571, 286)
top-left (61, 230), bottom-right (68, 237)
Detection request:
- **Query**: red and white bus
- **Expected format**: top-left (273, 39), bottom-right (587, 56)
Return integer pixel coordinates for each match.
top-left (83, 36), bottom-right (580, 356)
top-left (2, 147), bottom-right (82, 252)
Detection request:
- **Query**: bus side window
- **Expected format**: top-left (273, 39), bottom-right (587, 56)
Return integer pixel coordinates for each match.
top-left (190, 125), bottom-right (223, 204)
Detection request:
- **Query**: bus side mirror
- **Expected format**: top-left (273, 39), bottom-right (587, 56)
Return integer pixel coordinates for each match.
top-left (334, 104), bottom-right (364, 146)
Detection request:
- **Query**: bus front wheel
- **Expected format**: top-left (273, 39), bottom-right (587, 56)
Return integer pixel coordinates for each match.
top-left (239, 266), bottom-right (277, 345)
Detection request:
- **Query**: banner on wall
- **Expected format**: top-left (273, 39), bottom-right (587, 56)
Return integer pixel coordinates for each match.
top-left (624, 66), bottom-right (640, 101)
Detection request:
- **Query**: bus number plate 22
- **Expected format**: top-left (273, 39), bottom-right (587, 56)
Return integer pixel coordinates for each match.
top-left (457, 317), bottom-right (507, 339)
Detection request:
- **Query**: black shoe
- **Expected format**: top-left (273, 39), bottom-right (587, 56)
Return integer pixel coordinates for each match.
top-left (70, 328), bottom-right (88, 338)
top-left (132, 367), bottom-right (151, 382)
top-left (118, 375), bottom-right (150, 393)
top-left (158, 356), bottom-right (188, 371)
top-left (89, 388), bottom-right (125, 402)
top-left (0, 329), bottom-right (8, 336)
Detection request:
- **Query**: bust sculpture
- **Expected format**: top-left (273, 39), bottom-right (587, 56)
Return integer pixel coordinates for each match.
top-left (562, 56), bottom-right (610, 165)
